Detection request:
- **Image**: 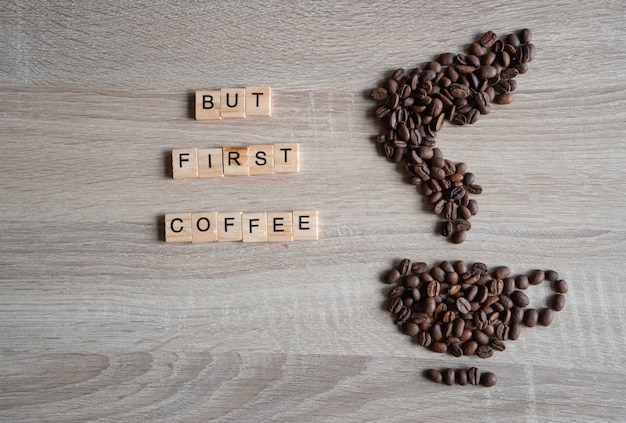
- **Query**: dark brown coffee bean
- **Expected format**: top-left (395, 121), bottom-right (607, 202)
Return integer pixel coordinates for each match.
top-left (467, 367), bottom-right (480, 386)
top-left (467, 199), bottom-right (479, 215)
top-left (553, 279), bottom-right (568, 293)
top-left (427, 280), bottom-right (441, 297)
top-left (494, 92), bottom-right (513, 104)
top-left (490, 339), bottom-right (506, 351)
top-left (515, 274), bottom-right (529, 290)
top-left (474, 310), bottom-right (488, 330)
top-left (443, 368), bottom-right (456, 385)
top-left (508, 322), bottom-right (521, 340)
top-left (389, 297), bottom-right (403, 314)
top-left (405, 322), bottom-right (420, 336)
top-left (463, 340), bottom-right (478, 356)
top-left (386, 269), bottom-right (401, 284)
top-left (451, 231), bottom-right (466, 244)
top-left (511, 306), bottom-right (524, 323)
top-left (523, 308), bottom-right (539, 327)
top-left (456, 368), bottom-right (468, 386)
top-left (412, 261), bottom-right (429, 274)
top-left (389, 285), bottom-right (405, 299)
top-left (529, 269), bottom-right (545, 285)
top-left (479, 31), bottom-right (497, 48)
top-left (417, 331), bottom-right (432, 347)
top-left (476, 345), bottom-right (493, 359)
top-left (431, 341), bottom-right (448, 353)
top-left (481, 372), bottom-right (497, 387)
top-left (427, 368), bottom-right (442, 383)
top-left (450, 344), bottom-right (463, 357)
top-left (473, 330), bottom-right (490, 345)
top-left (477, 65), bottom-right (497, 80)
top-left (551, 294), bottom-right (566, 311)
top-left (466, 184), bottom-right (483, 194)
top-left (370, 87), bottom-right (388, 101)
top-left (493, 266), bottom-right (511, 280)
top-left (396, 306), bottom-right (411, 325)
top-left (456, 297), bottom-right (472, 314)
top-left (398, 258), bottom-right (411, 275)
top-left (538, 308), bottom-right (554, 326)
top-left (503, 277), bottom-right (516, 295)
top-left (510, 290), bottom-right (530, 307)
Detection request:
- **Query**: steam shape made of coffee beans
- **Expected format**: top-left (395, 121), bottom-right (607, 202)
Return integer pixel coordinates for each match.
top-left (369, 29), bottom-right (535, 243)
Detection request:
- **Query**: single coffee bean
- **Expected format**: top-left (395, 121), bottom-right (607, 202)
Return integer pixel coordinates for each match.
top-left (510, 290), bottom-right (530, 307)
top-left (431, 341), bottom-right (448, 353)
top-left (553, 279), bottom-right (568, 294)
top-left (443, 368), bottom-right (456, 385)
top-left (509, 322), bottom-right (522, 340)
top-left (456, 297), bottom-right (472, 314)
top-left (455, 368), bottom-right (468, 385)
top-left (551, 294), bottom-right (566, 311)
top-left (523, 308), bottom-right (539, 327)
top-left (476, 344), bottom-right (493, 359)
top-left (494, 92), bottom-right (513, 104)
top-left (463, 340), bottom-right (478, 356)
top-left (451, 231), bottom-right (466, 244)
top-left (474, 310), bottom-right (489, 330)
top-left (528, 269), bottom-right (545, 285)
top-left (405, 322), bottom-right (420, 336)
top-left (387, 269), bottom-right (401, 284)
top-left (538, 308), bottom-right (554, 326)
top-left (511, 306), bottom-right (525, 323)
top-left (491, 339), bottom-right (506, 351)
top-left (389, 285), bottom-right (405, 299)
top-left (427, 368), bottom-right (443, 383)
top-left (481, 372), bottom-right (497, 387)
top-left (468, 367), bottom-right (481, 385)
top-left (417, 331), bottom-right (432, 347)
top-left (370, 87), bottom-right (388, 101)
top-left (473, 330), bottom-right (490, 345)
top-left (518, 28), bottom-right (533, 44)
top-left (515, 274), bottom-right (530, 290)
top-left (389, 298), bottom-right (403, 314)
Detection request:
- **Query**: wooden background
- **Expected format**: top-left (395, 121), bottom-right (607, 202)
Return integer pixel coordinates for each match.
top-left (1, 1), bottom-right (625, 421)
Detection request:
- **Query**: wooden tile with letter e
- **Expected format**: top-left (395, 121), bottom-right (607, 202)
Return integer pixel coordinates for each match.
top-left (274, 143), bottom-right (299, 173)
top-left (195, 90), bottom-right (221, 120)
top-left (218, 212), bottom-right (243, 241)
top-left (198, 148), bottom-right (224, 178)
top-left (248, 144), bottom-right (275, 175)
top-left (242, 212), bottom-right (268, 242)
top-left (172, 148), bottom-right (199, 179)
top-left (192, 212), bottom-right (218, 242)
top-left (245, 86), bottom-right (271, 116)
top-left (220, 88), bottom-right (246, 118)
top-left (223, 146), bottom-right (249, 176)
top-left (267, 212), bottom-right (293, 242)
top-left (165, 213), bottom-right (192, 243)
top-left (292, 211), bottom-right (318, 240)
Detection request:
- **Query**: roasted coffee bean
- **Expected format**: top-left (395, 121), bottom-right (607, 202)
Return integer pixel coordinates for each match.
top-left (523, 308), bottom-right (539, 327)
top-left (479, 31), bottom-right (498, 48)
top-left (463, 340), bottom-right (478, 356)
top-left (443, 368), bottom-right (456, 385)
top-left (481, 372), bottom-right (497, 387)
top-left (427, 368), bottom-right (443, 383)
top-left (417, 331), bottom-right (432, 347)
top-left (473, 330), bottom-right (490, 345)
top-left (450, 231), bottom-right (466, 244)
top-left (476, 344), bottom-right (493, 359)
top-left (538, 308), bottom-right (554, 326)
top-left (490, 339), bottom-right (506, 351)
top-left (405, 322), bottom-right (420, 336)
top-left (553, 279), bottom-right (568, 294)
top-left (431, 341), bottom-right (448, 353)
top-left (370, 87), bottom-right (388, 101)
top-left (474, 310), bottom-right (489, 330)
top-left (456, 297), bottom-right (472, 314)
top-left (510, 290), bottom-right (530, 307)
top-left (515, 274), bottom-right (530, 290)
top-left (396, 306), bottom-right (411, 325)
top-left (528, 269), bottom-right (545, 285)
top-left (508, 322), bottom-right (521, 340)
top-left (399, 258), bottom-right (412, 275)
top-left (386, 268), bottom-right (401, 284)
top-left (551, 294), bottom-right (566, 311)
top-left (456, 368), bottom-right (468, 385)
top-left (468, 367), bottom-right (481, 385)
top-left (389, 285), bottom-right (405, 299)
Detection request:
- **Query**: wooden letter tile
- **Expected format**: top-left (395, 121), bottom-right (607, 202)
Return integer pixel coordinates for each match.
top-left (245, 86), bottom-right (271, 116)
top-left (274, 143), bottom-right (299, 173)
top-left (172, 148), bottom-right (199, 179)
top-left (292, 211), bottom-right (318, 240)
top-left (218, 212), bottom-right (243, 241)
top-left (222, 146), bottom-right (249, 176)
top-left (192, 212), bottom-right (218, 242)
top-left (267, 212), bottom-right (293, 242)
top-left (220, 88), bottom-right (246, 118)
top-left (242, 212), bottom-right (268, 243)
top-left (165, 213), bottom-right (192, 243)
top-left (195, 90), bottom-right (221, 120)
top-left (248, 144), bottom-right (275, 175)
top-left (198, 148), bottom-right (224, 178)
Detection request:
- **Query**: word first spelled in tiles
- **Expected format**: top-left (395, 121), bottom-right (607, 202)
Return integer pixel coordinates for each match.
top-left (165, 211), bottom-right (318, 243)
top-left (195, 87), bottom-right (271, 120)
top-left (172, 143), bottom-right (298, 179)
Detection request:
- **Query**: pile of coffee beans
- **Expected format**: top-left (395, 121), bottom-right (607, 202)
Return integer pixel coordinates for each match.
top-left (385, 259), bottom-right (567, 359)
top-left (369, 29), bottom-right (535, 243)
top-left (426, 367), bottom-right (496, 387)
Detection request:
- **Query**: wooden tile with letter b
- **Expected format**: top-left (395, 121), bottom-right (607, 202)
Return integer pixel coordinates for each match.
top-left (274, 143), bottom-right (299, 173)
top-left (292, 211), bottom-right (318, 240)
top-left (245, 86), bottom-right (271, 116)
top-left (220, 88), bottom-right (246, 118)
top-left (172, 148), bottom-right (199, 179)
top-left (195, 90), bottom-right (221, 120)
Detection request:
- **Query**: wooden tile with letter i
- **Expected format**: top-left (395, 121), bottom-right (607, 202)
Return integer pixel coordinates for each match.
top-left (274, 143), bottom-right (299, 173)
top-left (220, 88), bottom-right (246, 118)
top-left (292, 211), bottom-right (318, 240)
top-left (195, 90), bottom-right (221, 120)
top-left (242, 212), bottom-right (268, 243)
top-left (223, 146), bottom-right (249, 176)
top-left (245, 86), bottom-right (271, 116)
top-left (218, 212), bottom-right (243, 241)
top-left (172, 148), bottom-right (198, 179)
top-left (165, 213), bottom-right (192, 243)
top-left (198, 148), bottom-right (224, 178)
top-left (248, 144), bottom-right (275, 175)
top-left (267, 212), bottom-right (293, 242)
top-left (192, 212), bottom-right (218, 243)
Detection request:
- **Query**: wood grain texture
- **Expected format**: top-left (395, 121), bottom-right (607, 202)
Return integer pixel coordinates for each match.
top-left (1, 0), bottom-right (625, 421)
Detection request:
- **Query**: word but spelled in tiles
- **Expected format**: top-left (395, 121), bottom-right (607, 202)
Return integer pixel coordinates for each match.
top-left (172, 143), bottom-right (298, 179)
top-left (195, 87), bottom-right (271, 120)
top-left (164, 212), bottom-right (318, 243)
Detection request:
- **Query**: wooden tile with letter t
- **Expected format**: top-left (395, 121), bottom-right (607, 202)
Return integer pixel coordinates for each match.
top-left (220, 88), bottom-right (246, 118)
top-left (242, 212), bottom-right (268, 243)
top-left (293, 211), bottom-right (318, 240)
top-left (195, 90), bottom-right (221, 120)
top-left (245, 86), bottom-right (271, 116)
top-left (165, 213), bottom-right (192, 243)
top-left (274, 143), bottom-right (299, 173)
top-left (172, 148), bottom-right (198, 179)
top-left (267, 212), bottom-right (293, 242)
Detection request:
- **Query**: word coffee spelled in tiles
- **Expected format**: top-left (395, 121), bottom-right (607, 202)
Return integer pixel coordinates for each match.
top-left (195, 87), bottom-right (271, 120)
top-left (172, 143), bottom-right (298, 179)
top-left (165, 211), bottom-right (318, 243)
